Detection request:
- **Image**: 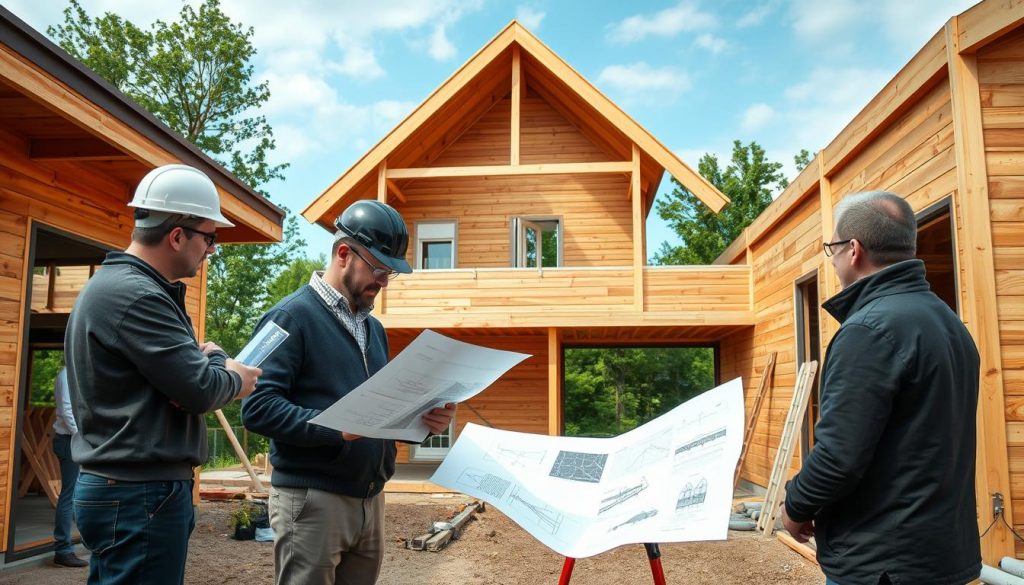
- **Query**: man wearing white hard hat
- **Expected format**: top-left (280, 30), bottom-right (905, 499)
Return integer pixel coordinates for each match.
top-left (65, 164), bottom-right (262, 585)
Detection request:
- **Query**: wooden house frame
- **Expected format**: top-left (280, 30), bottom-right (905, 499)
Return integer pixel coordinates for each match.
top-left (0, 7), bottom-right (284, 562)
top-left (304, 0), bottom-right (1024, 565)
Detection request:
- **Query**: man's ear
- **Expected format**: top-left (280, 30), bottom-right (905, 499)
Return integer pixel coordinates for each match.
top-left (167, 227), bottom-right (185, 251)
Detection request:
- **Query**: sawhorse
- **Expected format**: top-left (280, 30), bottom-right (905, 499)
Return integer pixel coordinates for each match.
top-left (558, 543), bottom-right (667, 585)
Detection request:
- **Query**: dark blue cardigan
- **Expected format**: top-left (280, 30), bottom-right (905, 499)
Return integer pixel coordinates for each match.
top-left (241, 285), bottom-right (395, 497)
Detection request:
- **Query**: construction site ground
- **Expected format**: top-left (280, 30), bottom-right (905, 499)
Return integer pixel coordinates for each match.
top-left (0, 491), bottom-right (824, 584)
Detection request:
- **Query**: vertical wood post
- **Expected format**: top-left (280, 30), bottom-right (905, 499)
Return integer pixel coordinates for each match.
top-left (946, 17), bottom-right (1014, 562)
top-left (631, 144), bottom-right (644, 312)
top-left (547, 327), bottom-right (561, 436)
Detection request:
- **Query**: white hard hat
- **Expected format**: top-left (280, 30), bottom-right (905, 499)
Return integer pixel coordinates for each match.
top-left (130, 164), bottom-right (234, 228)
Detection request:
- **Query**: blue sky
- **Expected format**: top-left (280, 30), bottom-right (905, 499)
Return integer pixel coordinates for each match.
top-left (5, 0), bottom-right (978, 261)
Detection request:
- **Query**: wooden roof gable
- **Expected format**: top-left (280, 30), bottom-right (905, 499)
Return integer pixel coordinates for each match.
top-left (303, 21), bottom-right (729, 230)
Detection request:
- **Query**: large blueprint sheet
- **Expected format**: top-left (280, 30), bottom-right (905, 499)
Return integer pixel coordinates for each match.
top-left (309, 329), bottom-right (530, 442)
top-left (429, 378), bottom-right (744, 558)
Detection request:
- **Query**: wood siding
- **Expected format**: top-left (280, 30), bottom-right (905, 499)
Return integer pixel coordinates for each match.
top-left (0, 134), bottom-right (206, 550)
top-left (979, 29), bottom-right (1024, 553)
top-left (396, 91), bottom-right (632, 269)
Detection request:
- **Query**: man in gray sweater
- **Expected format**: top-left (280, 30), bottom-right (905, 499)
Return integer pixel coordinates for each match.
top-left (65, 164), bottom-right (261, 585)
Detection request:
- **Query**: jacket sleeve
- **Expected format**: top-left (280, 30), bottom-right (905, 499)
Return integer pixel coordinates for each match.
top-left (115, 293), bottom-right (240, 413)
top-left (240, 309), bottom-right (346, 448)
top-left (784, 322), bottom-right (904, 522)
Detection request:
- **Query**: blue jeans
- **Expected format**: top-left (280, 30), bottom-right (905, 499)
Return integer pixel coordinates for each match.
top-left (74, 473), bottom-right (195, 585)
top-left (52, 433), bottom-right (79, 554)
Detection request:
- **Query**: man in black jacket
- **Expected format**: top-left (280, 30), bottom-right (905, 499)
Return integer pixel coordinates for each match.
top-left (242, 200), bottom-right (455, 585)
top-left (65, 164), bottom-right (261, 585)
top-left (782, 191), bottom-right (981, 584)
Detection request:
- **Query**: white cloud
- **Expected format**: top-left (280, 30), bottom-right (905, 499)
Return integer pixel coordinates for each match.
top-left (741, 103), bottom-right (777, 130)
top-left (736, 3), bottom-right (776, 28)
top-left (695, 33), bottom-right (727, 54)
top-left (789, 0), bottom-right (863, 47)
top-left (429, 25), bottom-right (457, 60)
top-left (606, 1), bottom-right (717, 44)
top-left (597, 63), bottom-right (692, 103)
top-left (877, 0), bottom-right (978, 50)
top-left (516, 6), bottom-right (546, 30)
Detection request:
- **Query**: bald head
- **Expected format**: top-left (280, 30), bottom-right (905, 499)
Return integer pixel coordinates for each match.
top-left (834, 191), bottom-right (916, 266)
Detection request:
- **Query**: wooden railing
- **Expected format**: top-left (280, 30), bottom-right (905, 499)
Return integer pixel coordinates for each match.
top-left (30, 265), bottom-right (95, 313)
top-left (379, 265), bottom-right (752, 328)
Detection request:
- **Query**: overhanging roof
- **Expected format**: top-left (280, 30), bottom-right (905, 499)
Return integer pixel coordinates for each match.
top-left (303, 21), bottom-right (729, 231)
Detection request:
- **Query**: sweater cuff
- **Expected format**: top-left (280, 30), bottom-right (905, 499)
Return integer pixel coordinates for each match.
top-left (311, 423), bottom-right (347, 446)
top-left (783, 480), bottom-right (816, 523)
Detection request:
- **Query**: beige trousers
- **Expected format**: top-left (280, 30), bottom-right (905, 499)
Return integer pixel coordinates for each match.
top-left (269, 486), bottom-right (385, 585)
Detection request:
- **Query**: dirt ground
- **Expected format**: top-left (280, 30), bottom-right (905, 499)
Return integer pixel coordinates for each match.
top-left (0, 493), bottom-right (824, 584)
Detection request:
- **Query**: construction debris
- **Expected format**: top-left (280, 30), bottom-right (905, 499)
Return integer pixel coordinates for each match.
top-left (407, 501), bottom-right (485, 552)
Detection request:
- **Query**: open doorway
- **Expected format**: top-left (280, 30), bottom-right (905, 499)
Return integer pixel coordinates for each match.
top-left (795, 273), bottom-right (821, 459)
top-left (9, 223), bottom-right (109, 560)
top-left (916, 199), bottom-right (958, 314)
top-left (561, 345), bottom-right (717, 437)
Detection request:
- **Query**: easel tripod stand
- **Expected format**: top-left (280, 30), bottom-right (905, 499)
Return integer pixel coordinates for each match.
top-left (557, 543), bottom-right (667, 585)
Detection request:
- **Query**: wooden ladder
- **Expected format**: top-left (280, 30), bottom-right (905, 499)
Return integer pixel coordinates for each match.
top-left (757, 360), bottom-right (818, 537)
top-left (734, 352), bottom-right (777, 490)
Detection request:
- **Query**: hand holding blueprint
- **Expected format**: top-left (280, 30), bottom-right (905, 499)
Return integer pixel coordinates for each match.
top-left (235, 321), bottom-right (289, 367)
top-left (308, 329), bottom-right (530, 442)
top-left (429, 378), bottom-right (745, 558)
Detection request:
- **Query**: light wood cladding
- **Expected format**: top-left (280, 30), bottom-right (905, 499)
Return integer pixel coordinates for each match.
top-left (396, 173), bottom-right (632, 268)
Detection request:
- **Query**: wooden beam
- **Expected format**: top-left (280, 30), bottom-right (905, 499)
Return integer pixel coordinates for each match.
top-left (946, 17), bottom-right (1015, 563)
top-left (632, 144), bottom-right (644, 312)
top-left (511, 45), bottom-right (521, 166)
top-left (956, 0), bottom-right (1024, 54)
top-left (817, 151), bottom-right (840, 359)
top-left (385, 179), bottom-right (407, 204)
top-left (29, 138), bottom-right (130, 161)
top-left (303, 25), bottom-right (517, 224)
top-left (377, 161), bottom-right (387, 203)
top-left (386, 161), bottom-right (632, 179)
top-left (548, 327), bottom-right (560, 436)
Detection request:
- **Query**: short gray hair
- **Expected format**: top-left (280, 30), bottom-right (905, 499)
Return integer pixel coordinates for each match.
top-left (833, 191), bottom-right (916, 266)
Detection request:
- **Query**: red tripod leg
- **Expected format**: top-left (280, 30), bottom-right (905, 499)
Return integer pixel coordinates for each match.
top-left (644, 543), bottom-right (667, 585)
top-left (558, 557), bottom-right (576, 585)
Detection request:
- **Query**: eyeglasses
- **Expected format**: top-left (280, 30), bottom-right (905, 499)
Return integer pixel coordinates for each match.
top-left (349, 245), bottom-right (399, 281)
top-left (823, 239), bottom-right (852, 257)
top-left (177, 226), bottom-right (217, 248)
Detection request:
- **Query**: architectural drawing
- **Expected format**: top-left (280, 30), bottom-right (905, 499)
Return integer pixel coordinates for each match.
top-left (609, 509), bottom-right (658, 532)
top-left (608, 434), bottom-right (670, 476)
top-left (508, 485), bottom-right (564, 534)
top-left (598, 477), bottom-right (649, 514)
top-left (549, 450), bottom-right (608, 483)
top-left (484, 443), bottom-right (546, 468)
top-left (456, 468), bottom-right (513, 499)
top-left (676, 477), bottom-right (708, 510)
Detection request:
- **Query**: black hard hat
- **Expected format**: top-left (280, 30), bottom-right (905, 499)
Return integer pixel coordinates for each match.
top-left (335, 200), bottom-right (412, 274)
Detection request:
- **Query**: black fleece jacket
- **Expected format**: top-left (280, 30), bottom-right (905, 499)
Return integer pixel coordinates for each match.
top-left (65, 252), bottom-right (241, 481)
top-left (241, 285), bottom-right (395, 498)
top-left (784, 260), bottom-right (981, 585)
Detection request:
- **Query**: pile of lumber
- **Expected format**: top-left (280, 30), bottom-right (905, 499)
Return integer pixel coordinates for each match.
top-left (407, 501), bottom-right (485, 552)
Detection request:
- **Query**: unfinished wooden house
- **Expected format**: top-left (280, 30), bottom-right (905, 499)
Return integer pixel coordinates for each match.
top-left (302, 19), bottom-right (749, 466)
top-left (304, 0), bottom-right (1024, 566)
top-left (0, 7), bottom-right (284, 563)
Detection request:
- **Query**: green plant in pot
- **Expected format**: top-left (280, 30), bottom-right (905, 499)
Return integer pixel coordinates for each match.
top-left (230, 500), bottom-right (257, 541)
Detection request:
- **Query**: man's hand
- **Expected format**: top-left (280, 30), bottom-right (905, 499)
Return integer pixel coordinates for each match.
top-left (780, 505), bottom-right (815, 543)
top-left (422, 403), bottom-right (457, 435)
top-left (199, 341), bottom-right (225, 355)
top-left (342, 432), bottom-right (363, 441)
top-left (225, 358), bottom-right (261, 400)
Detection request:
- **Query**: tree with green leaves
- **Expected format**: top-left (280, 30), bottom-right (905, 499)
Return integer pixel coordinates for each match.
top-left (49, 0), bottom-right (305, 356)
top-left (653, 140), bottom-right (787, 265)
top-left (49, 0), bottom-right (304, 442)
top-left (563, 347), bottom-right (714, 436)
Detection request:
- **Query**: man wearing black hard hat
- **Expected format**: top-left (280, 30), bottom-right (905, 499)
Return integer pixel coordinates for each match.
top-left (242, 200), bottom-right (456, 585)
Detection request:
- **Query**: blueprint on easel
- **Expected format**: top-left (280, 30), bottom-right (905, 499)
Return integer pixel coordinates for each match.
top-left (429, 378), bottom-right (745, 558)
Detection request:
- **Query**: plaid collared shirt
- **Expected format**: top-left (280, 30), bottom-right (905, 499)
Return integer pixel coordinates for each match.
top-left (308, 271), bottom-right (371, 355)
